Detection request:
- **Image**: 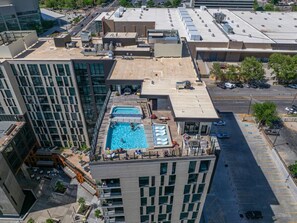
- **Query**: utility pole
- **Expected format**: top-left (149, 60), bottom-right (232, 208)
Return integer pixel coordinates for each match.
top-left (247, 94), bottom-right (252, 115)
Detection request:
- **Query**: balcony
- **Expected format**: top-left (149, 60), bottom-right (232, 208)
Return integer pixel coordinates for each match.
top-left (104, 217), bottom-right (125, 223)
top-left (98, 182), bottom-right (121, 189)
top-left (100, 192), bottom-right (122, 198)
top-left (103, 209), bottom-right (125, 217)
top-left (101, 201), bottom-right (123, 208)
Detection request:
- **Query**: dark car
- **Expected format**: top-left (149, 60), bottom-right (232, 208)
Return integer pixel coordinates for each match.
top-left (217, 82), bottom-right (226, 89)
top-left (250, 83), bottom-right (258, 88)
top-left (258, 82), bottom-right (270, 89)
top-left (245, 211), bottom-right (263, 220)
top-left (264, 129), bottom-right (280, 136)
top-left (235, 82), bottom-right (244, 88)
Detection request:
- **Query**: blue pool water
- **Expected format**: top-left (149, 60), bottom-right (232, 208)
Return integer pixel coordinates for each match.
top-left (112, 106), bottom-right (141, 115)
top-left (106, 122), bottom-right (148, 150)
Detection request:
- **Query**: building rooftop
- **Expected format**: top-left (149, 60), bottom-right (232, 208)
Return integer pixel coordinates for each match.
top-left (105, 32), bottom-right (137, 38)
top-left (109, 57), bottom-right (218, 120)
top-left (12, 38), bottom-right (110, 60)
top-left (232, 11), bottom-right (297, 43)
top-left (95, 7), bottom-right (297, 44)
top-left (0, 121), bottom-right (25, 151)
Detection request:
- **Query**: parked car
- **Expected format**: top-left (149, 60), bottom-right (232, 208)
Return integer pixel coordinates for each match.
top-left (217, 82), bottom-right (226, 89)
top-left (217, 133), bottom-right (230, 139)
top-left (258, 82), bottom-right (270, 89)
top-left (225, 82), bottom-right (236, 89)
top-left (264, 129), bottom-right (280, 136)
top-left (250, 83), bottom-right (258, 88)
top-left (213, 120), bottom-right (226, 126)
top-left (244, 83), bottom-right (250, 88)
top-left (235, 82), bottom-right (244, 88)
top-left (288, 84), bottom-right (297, 89)
top-left (245, 211), bottom-right (263, 220)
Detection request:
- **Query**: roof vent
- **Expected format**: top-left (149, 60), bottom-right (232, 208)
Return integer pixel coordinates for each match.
top-left (294, 18), bottom-right (297, 20)
top-left (250, 17), bottom-right (253, 19)
top-left (237, 24), bottom-right (239, 27)
top-left (279, 18), bottom-right (282, 20)
top-left (249, 34), bottom-right (252, 37)
top-left (231, 20), bottom-right (234, 23)
top-left (262, 24), bottom-right (265, 27)
top-left (278, 25), bottom-right (281, 27)
top-left (208, 29), bottom-right (211, 32)
top-left (264, 18), bottom-right (267, 20)
top-left (212, 33), bottom-right (215, 37)
top-left (243, 29), bottom-right (246, 33)
top-left (205, 24), bottom-right (208, 27)
top-left (202, 20), bottom-right (204, 23)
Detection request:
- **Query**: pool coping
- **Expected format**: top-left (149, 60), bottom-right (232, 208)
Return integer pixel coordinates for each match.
top-left (109, 105), bottom-right (143, 119)
top-left (152, 124), bottom-right (173, 148)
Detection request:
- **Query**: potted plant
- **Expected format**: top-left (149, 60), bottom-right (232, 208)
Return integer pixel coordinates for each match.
top-left (77, 197), bottom-right (91, 216)
top-left (94, 209), bottom-right (103, 222)
top-left (54, 181), bottom-right (66, 194)
top-left (27, 218), bottom-right (35, 223)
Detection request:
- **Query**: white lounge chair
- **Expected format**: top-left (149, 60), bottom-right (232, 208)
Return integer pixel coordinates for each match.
top-left (156, 132), bottom-right (166, 136)
top-left (157, 141), bottom-right (169, 145)
top-left (157, 137), bottom-right (168, 142)
top-left (155, 129), bottom-right (166, 133)
top-left (155, 126), bottom-right (165, 130)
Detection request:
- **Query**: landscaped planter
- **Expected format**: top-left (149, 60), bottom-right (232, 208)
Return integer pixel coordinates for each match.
top-left (76, 204), bottom-right (92, 218)
top-left (53, 181), bottom-right (67, 195)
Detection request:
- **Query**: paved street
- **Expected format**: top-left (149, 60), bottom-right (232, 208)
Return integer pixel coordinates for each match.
top-left (206, 84), bottom-right (297, 113)
top-left (204, 113), bottom-right (297, 223)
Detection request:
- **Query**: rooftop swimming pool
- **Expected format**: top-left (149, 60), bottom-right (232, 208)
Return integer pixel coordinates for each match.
top-left (110, 106), bottom-right (142, 118)
top-left (105, 122), bottom-right (148, 150)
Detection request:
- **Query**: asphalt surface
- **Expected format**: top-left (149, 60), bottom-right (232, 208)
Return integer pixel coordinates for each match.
top-left (204, 113), bottom-right (297, 223)
top-left (207, 84), bottom-right (297, 114)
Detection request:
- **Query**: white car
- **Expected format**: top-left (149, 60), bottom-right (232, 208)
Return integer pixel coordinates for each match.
top-left (225, 82), bottom-right (236, 89)
top-left (288, 84), bottom-right (297, 89)
top-left (213, 120), bottom-right (226, 126)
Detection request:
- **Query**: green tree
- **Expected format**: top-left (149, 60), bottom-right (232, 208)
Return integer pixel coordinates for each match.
top-left (27, 218), bottom-right (35, 223)
top-left (46, 219), bottom-right (54, 223)
top-left (146, 0), bottom-right (155, 7)
top-left (119, 0), bottom-right (132, 7)
top-left (226, 65), bottom-right (239, 82)
top-left (252, 102), bottom-right (279, 127)
top-left (211, 63), bottom-right (225, 81)
top-left (94, 209), bottom-right (102, 219)
top-left (269, 53), bottom-right (297, 84)
top-left (164, 0), bottom-right (172, 7)
top-left (172, 0), bottom-right (181, 7)
top-left (289, 161), bottom-right (297, 178)
top-left (253, 0), bottom-right (260, 10)
top-left (264, 3), bottom-right (275, 11)
top-left (241, 56), bottom-right (265, 82)
top-left (78, 197), bottom-right (86, 207)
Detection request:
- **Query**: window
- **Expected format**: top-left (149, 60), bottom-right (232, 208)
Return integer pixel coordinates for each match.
top-left (141, 215), bottom-right (149, 223)
top-left (140, 188), bottom-right (144, 197)
top-left (164, 186), bottom-right (174, 195)
top-left (57, 64), bottom-right (65, 76)
top-left (196, 202), bottom-right (200, 211)
top-left (146, 206), bottom-right (155, 214)
top-left (184, 122), bottom-right (200, 134)
top-left (151, 176), bottom-right (155, 186)
top-left (141, 197), bottom-right (147, 206)
top-left (168, 175), bottom-right (176, 185)
top-left (199, 160), bottom-right (210, 172)
top-left (166, 205), bottom-right (172, 213)
top-left (158, 214), bottom-right (167, 221)
top-left (183, 195), bottom-right (190, 203)
top-left (159, 196), bottom-right (168, 205)
top-left (159, 187), bottom-right (163, 196)
top-left (192, 212), bottom-right (198, 219)
top-left (188, 203), bottom-right (194, 211)
top-left (188, 174), bottom-right (198, 184)
top-left (27, 64), bottom-right (40, 75)
top-left (188, 161), bottom-right (197, 173)
top-left (184, 185), bottom-right (190, 194)
top-left (40, 64), bottom-right (48, 76)
top-left (160, 163), bottom-right (168, 175)
top-left (159, 205), bottom-right (163, 213)
top-left (161, 176), bottom-right (164, 186)
top-left (180, 212), bottom-right (188, 220)
top-left (10, 64), bottom-right (18, 75)
top-left (170, 196), bottom-right (174, 204)
top-left (192, 194), bottom-right (201, 202)
top-left (139, 177), bottom-right (149, 187)
top-left (172, 162), bottom-right (176, 174)
top-left (149, 187), bottom-right (156, 196)
top-left (198, 184), bottom-right (205, 193)
top-left (151, 197), bottom-right (155, 205)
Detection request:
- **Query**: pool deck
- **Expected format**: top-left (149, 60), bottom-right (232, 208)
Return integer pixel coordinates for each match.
top-left (92, 94), bottom-right (217, 162)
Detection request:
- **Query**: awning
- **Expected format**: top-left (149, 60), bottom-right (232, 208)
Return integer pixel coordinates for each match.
top-left (63, 166), bottom-right (76, 179)
top-left (81, 182), bottom-right (97, 195)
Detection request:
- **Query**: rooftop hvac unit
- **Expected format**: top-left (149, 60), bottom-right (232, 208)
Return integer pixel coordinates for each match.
top-left (214, 12), bottom-right (226, 23)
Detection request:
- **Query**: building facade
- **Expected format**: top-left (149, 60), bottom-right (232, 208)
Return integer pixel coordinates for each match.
top-left (190, 0), bottom-right (253, 9)
top-left (0, 120), bottom-right (38, 216)
top-left (0, 0), bottom-right (41, 32)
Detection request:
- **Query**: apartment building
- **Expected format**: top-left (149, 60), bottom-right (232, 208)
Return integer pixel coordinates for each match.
top-left (89, 43), bottom-right (220, 222)
top-left (0, 120), bottom-right (38, 217)
top-left (0, 31), bottom-right (115, 148)
top-left (0, 0), bottom-right (41, 32)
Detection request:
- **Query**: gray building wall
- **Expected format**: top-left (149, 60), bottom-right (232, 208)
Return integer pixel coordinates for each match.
top-left (91, 156), bottom-right (216, 223)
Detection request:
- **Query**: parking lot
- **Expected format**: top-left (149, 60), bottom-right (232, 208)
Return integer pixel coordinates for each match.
top-left (204, 113), bottom-right (297, 223)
